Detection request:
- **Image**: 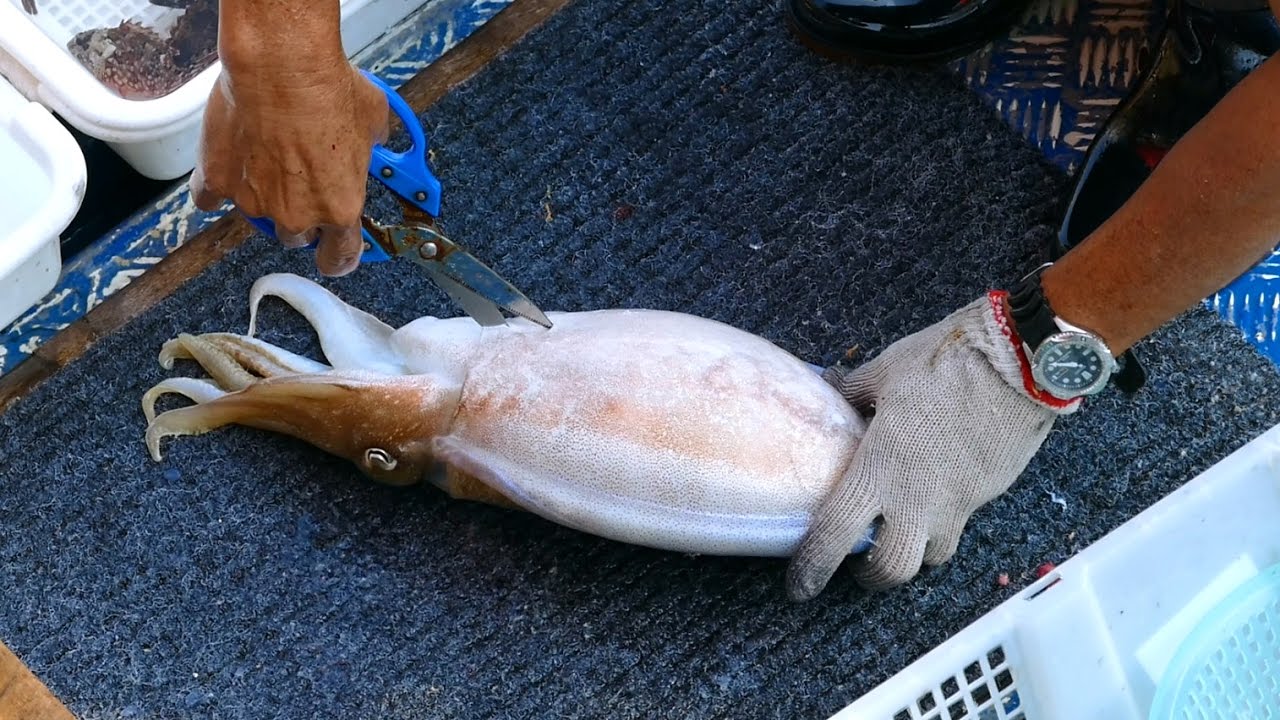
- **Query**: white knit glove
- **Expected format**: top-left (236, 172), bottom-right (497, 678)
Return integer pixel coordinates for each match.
top-left (787, 292), bottom-right (1083, 601)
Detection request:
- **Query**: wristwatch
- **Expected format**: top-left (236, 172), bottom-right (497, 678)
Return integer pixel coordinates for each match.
top-left (1006, 263), bottom-right (1117, 400)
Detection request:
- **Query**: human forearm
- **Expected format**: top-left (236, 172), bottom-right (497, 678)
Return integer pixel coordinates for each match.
top-left (217, 0), bottom-right (345, 73)
top-left (199, 0), bottom-right (385, 276)
top-left (1041, 52), bottom-right (1280, 355)
top-left (791, 19), bottom-right (1280, 599)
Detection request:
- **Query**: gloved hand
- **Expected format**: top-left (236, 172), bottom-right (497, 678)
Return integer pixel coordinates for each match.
top-left (787, 291), bottom-right (1082, 601)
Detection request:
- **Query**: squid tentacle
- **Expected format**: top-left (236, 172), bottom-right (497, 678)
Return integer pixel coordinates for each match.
top-left (144, 376), bottom-right (369, 463)
top-left (188, 332), bottom-right (330, 377)
top-left (159, 333), bottom-right (257, 391)
top-left (141, 377), bottom-right (227, 424)
top-left (145, 329), bottom-right (335, 441)
top-left (248, 273), bottom-right (402, 374)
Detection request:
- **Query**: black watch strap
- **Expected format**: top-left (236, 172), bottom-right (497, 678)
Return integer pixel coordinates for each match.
top-left (1113, 348), bottom-right (1147, 393)
top-left (1006, 271), bottom-right (1059, 352)
top-left (1005, 264), bottom-right (1147, 395)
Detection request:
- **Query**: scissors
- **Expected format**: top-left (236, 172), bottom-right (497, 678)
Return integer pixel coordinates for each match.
top-left (242, 70), bottom-right (553, 330)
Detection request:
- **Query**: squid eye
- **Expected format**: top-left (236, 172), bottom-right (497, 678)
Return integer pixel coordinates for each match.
top-left (364, 448), bottom-right (398, 471)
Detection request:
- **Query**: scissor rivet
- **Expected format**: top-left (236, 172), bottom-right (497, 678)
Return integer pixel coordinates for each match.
top-left (415, 191), bottom-right (427, 202)
top-left (381, 167), bottom-right (394, 178)
top-left (419, 242), bottom-right (438, 259)
top-left (363, 241), bottom-right (371, 252)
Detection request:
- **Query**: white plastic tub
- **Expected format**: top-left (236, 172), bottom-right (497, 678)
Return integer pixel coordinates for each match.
top-left (0, 71), bottom-right (85, 332)
top-left (831, 421), bottom-right (1280, 720)
top-left (0, 0), bottom-right (428, 180)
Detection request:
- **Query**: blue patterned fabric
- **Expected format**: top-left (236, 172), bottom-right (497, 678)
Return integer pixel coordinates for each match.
top-left (3, 0), bottom-right (1278, 377)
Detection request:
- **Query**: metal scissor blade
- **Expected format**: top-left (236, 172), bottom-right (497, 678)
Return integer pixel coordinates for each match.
top-left (367, 214), bottom-right (553, 330)
top-left (421, 263), bottom-right (508, 327)
top-left (435, 249), bottom-right (554, 329)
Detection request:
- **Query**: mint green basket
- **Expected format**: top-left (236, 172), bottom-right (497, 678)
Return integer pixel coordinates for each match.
top-left (1149, 561), bottom-right (1280, 719)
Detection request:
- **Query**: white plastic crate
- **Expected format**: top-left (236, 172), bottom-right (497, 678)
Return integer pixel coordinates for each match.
top-left (0, 0), bottom-right (428, 180)
top-left (0, 70), bottom-right (85, 332)
top-left (831, 421), bottom-right (1280, 720)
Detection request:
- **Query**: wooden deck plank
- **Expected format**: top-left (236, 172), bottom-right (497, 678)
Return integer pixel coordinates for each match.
top-left (0, 643), bottom-right (75, 720)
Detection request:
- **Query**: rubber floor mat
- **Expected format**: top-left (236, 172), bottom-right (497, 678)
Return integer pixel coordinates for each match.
top-left (2, 0), bottom-right (1278, 716)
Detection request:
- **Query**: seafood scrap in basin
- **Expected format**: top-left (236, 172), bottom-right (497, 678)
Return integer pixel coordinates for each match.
top-left (142, 273), bottom-right (868, 558)
top-left (66, 0), bottom-right (217, 100)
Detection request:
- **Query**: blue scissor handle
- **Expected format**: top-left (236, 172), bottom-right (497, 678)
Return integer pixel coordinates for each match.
top-left (241, 69), bottom-right (443, 264)
top-left (363, 71), bottom-right (443, 217)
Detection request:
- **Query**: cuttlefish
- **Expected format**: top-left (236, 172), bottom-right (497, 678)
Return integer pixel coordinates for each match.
top-left (142, 273), bottom-right (871, 558)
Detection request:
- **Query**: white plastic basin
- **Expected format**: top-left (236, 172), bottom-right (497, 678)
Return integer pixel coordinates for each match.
top-left (0, 0), bottom-right (427, 180)
top-left (0, 71), bottom-right (85, 333)
top-left (830, 421), bottom-right (1280, 720)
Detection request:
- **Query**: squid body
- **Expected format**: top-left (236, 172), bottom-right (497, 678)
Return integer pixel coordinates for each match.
top-left (142, 273), bottom-right (868, 558)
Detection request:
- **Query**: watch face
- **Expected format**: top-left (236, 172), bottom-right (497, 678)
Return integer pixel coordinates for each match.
top-left (1033, 335), bottom-right (1110, 396)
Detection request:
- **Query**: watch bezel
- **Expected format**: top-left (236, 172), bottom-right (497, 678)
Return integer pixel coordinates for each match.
top-left (1029, 330), bottom-right (1116, 399)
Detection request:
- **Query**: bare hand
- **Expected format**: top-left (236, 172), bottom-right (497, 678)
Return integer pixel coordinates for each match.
top-left (192, 61), bottom-right (389, 276)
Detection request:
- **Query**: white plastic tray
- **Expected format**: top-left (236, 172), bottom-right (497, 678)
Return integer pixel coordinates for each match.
top-left (0, 0), bottom-right (427, 180)
top-left (0, 71), bottom-right (85, 332)
top-left (831, 421), bottom-right (1280, 720)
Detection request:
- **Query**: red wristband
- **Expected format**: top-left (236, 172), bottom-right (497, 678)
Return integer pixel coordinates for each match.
top-left (988, 290), bottom-right (1081, 411)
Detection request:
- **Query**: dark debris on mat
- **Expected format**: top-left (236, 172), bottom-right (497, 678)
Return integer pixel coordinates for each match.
top-left (2, 0), bottom-right (1279, 716)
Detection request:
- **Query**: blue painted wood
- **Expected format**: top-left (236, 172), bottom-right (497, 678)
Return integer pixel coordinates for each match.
top-left (0, 0), bottom-right (515, 377)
